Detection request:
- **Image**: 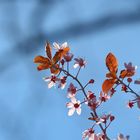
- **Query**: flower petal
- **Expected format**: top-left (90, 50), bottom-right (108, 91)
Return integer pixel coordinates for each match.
top-left (89, 134), bottom-right (98, 140)
top-left (71, 97), bottom-right (77, 104)
top-left (53, 42), bottom-right (60, 50)
top-left (61, 42), bottom-right (68, 48)
top-left (73, 63), bottom-right (79, 68)
top-left (76, 107), bottom-right (81, 115)
top-left (68, 108), bottom-right (75, 116)
top-left (48, 81), bottom-right (55, 88)
top-left (66, 102), bottom-right (73, 108)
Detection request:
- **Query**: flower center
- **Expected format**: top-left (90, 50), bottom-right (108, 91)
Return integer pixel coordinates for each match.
top-left (74, 103), bottom-right (79, 108)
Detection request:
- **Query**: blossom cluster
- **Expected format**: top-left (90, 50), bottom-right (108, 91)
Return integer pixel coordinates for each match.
top-left (34, 42), bottom-right (140, 140)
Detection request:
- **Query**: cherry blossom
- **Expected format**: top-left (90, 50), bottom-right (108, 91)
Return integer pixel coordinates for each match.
top-left (117, 133), bottom-right (129, 140)
top-left (87, 91), bottom-right (96, 100)
top-left (124, 62), bottom-right (137, 73)
top-left (58, 76), bottom-right (67, 89)
top-left (64, 52), bottom-right (73, 62)
top-left (53, 42), bottom-right (68, 50)
top-left (82, 129), bottom-right (105, 140)
top-left (74, 58), bottom-right (86, 68)
top-left (99, 91), bottom-right (110, 102)
top-left (44, 75), bottom-right (59, 88)
top-left (88, 95), bottom-right (99, 110)
top-left (67, 83), bottom-right (77, 98)
top-left (66, 97), bottom-right (81, 116)
top-left (82, 128), bottom-right (98, 140)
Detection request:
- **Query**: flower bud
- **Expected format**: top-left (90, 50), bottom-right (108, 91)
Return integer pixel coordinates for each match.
top-left (110, 115), bottom-right (115, 121)
top-left (127, 78), bottom-right (132, 83)
top-left (89, 79), bottom-right (94, 84)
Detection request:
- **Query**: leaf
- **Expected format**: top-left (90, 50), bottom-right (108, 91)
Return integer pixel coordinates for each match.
top-left (52, 47), bottom-right (70, 64)
top-left (106, 53), bottom-right (118, 73)
top-left (119, 70), bottom-right (134, 78)
top-left (52, 51), bottom-right (62, 64)
top-left (61, 47), bottom-right (70, 56)
top-left (106, 72), bottom-right (117, 79)
top-left (102, 79), bottom-right (116, 94)
top-left (34, 56), bottom-right (51, 71)
top-left (37, 64), bottom-right (50, 71)
top-left (34, 56), bottom-right (51, 64)
top-left (45, 42), bottom-right (52, 59)
top-left (50, 64), bottom-right (60, 74)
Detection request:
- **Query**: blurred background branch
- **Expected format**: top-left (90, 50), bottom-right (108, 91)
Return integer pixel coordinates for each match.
top-left (1, 1), bottom-right (140, 140)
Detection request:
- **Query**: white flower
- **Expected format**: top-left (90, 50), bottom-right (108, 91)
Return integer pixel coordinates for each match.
top-left (117, 133), bottom-right (129, 140)
top-left (99, 91), bottom-right (110, 102)
top-left (67, 83), bottom-right (77, 98)
top-left (124, 62), bottom-right (137, 73)
top-left (58, 76), bottom-right (67, 89)
top-left (44, 75), bottom-right (58, 88)
top-left (53, 42), bottom-right (68, 50)
top-left (82, 128), bottom-right (100, 140)
top-left (66, 97), bottom-right (81, 116)
top-left (74, 58), bottom-right (86, 68)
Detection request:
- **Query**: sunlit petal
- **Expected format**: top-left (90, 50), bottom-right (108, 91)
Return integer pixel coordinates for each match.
top-left (68, 108), bottom-right (75, 116)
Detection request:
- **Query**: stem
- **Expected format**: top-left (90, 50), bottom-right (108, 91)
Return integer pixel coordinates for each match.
top-left (67, 62), bottom-right (69, 73)
top-left (76, 67), bottom-right (81, 78)
top-left (60, 68), bottom-right (110, 140)
top-left (117, 78), bottom-right (139, 97)
top-left (60, 68), bottom-right (88, 100)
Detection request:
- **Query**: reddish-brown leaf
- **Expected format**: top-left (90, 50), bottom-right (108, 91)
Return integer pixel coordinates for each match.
top-left (37, 64), bottom-right (50, 71)
top-left (106, 53), bottom-right (118, 73)
top-left (119, 70), bottom-right (135, 78)
top-left (45, 42), bottom-right (52, 59)
top-left (34, 56), bottom-right (51, 64)
top-left (102, 79), bottom-right (116, 94)
top-left (52, 47), bottom-right (70, 64)
top-left (106, 72), bottom-right (117, 79)
top-left (50, 64), bottom-right (60, 74)
top-left (52, 51), bottom-right (62, 64)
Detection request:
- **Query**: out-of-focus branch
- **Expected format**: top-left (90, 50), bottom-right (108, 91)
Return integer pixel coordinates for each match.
top-left (1, 10), bottom-right (140, 72)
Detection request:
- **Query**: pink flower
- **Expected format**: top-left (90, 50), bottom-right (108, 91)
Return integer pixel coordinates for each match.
top-left (124, 62), bottom-right (137, 73)
top-left (99, 92), bottom-right (110, 102)
top-left (87, 94), bottom-right (99, 110)
top-left (58, 76), bottom-right (67, 89)
top-left (82, 129), bottom-right (104, 140)
top-left (82, 128), bottom-right (97, 140)
top-left (66, 97), bottom-right (81, 116)
top-left (117, 133), bottom-right (129, 140)
top-left (64, 52), bottom-right (73, 62)
top-left (100, 114), bottom-right (111, 124)
top-left (67, 83), bottom-right (77, 98)
top-left (87, 91), bottom-right (96, 100)
top-left (85, 91), bottom-right (96, 104)
top-left (74, 58), bottom-right (86, 68)
top-left (53, 42), bottom-right (68, 50)
top-left (44, 75), bottom-right (59, 88)
top-left (95, 118), bottom-right (105, 125)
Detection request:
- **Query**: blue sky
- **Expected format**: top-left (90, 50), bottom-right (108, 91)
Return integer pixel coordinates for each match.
top-left (0, 1), bottom-right (140, 140)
